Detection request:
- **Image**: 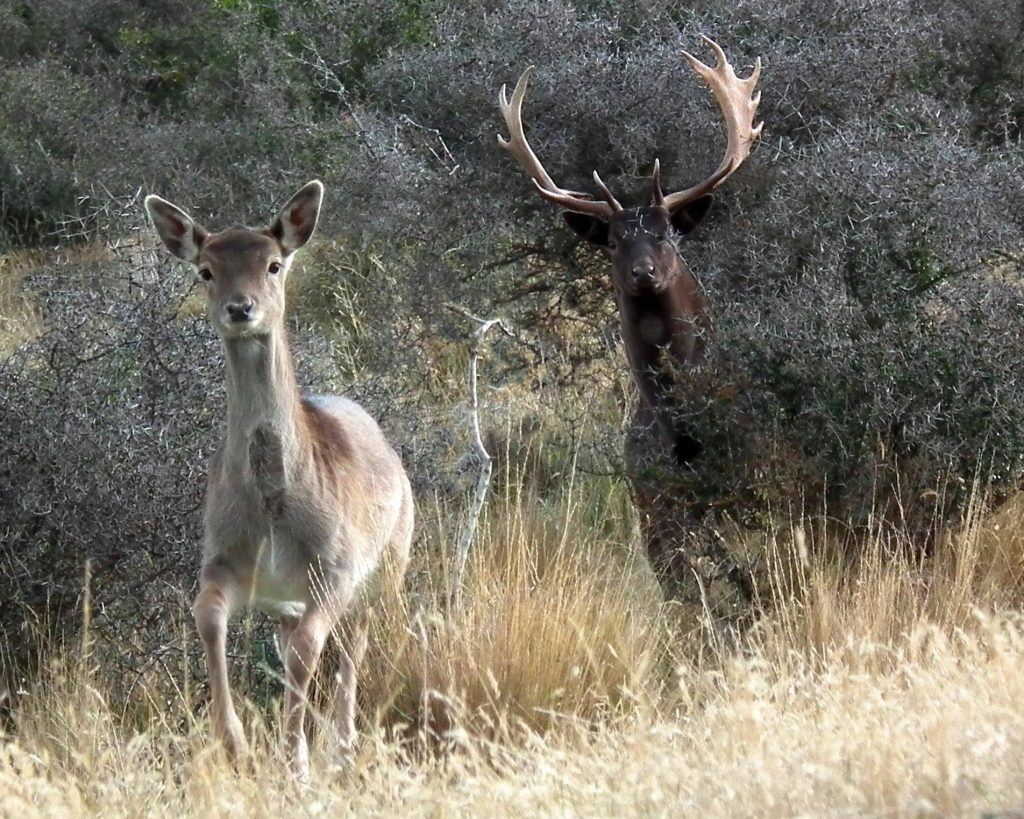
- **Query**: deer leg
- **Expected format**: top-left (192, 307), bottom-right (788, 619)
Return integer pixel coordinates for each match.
top-left (193, 579), bottom-right (247, 760)
top-left (333, 607), bottom-right (373, 755)
top-left (282, 604), bottom-right (337, 777)
top-left (642, 513), bottom-right (690, 602)
top-left (278, 613), bottom-right (299, 667)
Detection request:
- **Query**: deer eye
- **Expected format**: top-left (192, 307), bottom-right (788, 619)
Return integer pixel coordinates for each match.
top-left (198, 268), bottom-right (213, 282)
top-left (607, 240), bottom-right (618, 251)
top-left (268, 261), bottom-right (281, 275)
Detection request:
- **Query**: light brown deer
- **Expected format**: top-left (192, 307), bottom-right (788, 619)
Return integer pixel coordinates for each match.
top-left (498, 38), bottom-right (762, 600)
top-left (145, 181), bottom-right (414, 774)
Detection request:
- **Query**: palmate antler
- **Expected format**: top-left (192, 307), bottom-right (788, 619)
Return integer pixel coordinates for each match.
top-left (659, 35), bottom-right (763, 209)
top-left (498, 37), bottom-right (763, 215)
top-left (497, 67), bottom-right (622, 218)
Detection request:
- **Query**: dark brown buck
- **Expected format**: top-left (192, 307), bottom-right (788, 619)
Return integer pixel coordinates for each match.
top-left (145, 181), bottom-right (414, 776)
top-left (498, 37), bottom-right (762, 594)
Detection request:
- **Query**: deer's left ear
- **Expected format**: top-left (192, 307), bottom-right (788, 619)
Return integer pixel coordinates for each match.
top-left (670, 195), bottom-right (714, 236)
top-left (563, 212), bottom-right (610, 246)
top-left (270, 180), bottom-right (324, 253)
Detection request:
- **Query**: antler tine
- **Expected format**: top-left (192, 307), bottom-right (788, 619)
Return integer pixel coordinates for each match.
top-left (662, 37), bottom-right (764, 210)
top-left (497, 68), bottom-right (616, 219)
top-left (592, 171), bottom-right (623, 210)
top-left (650, 158), bottom-right (665, 207)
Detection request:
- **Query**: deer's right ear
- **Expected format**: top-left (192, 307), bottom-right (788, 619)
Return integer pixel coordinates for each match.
top-left (145, 195), bottom-right (207, 263)
top-left (270, 180), bottom-right (324, 254)
top-left (563, 212), bottom-right (610, 247)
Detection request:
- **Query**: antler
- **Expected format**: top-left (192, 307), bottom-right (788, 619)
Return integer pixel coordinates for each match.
top-left (660, 36), bottom-right (763, 210)
top-left (497, 67), bottom-right (621, 218)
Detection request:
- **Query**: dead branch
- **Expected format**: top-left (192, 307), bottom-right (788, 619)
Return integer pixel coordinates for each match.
top-left (445, 304), bottom-right (518, 612)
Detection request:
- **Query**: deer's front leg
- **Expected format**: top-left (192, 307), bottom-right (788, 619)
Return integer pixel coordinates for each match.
top-left (282, 605), bottom-right (336, 777)
top-left (193, 578), bottom-right (247, 760)
top-left (333, 607), bottom-right (373, 755)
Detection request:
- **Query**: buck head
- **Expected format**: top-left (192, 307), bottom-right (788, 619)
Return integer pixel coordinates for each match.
top-left (145, 181), bottom-right (323, 339)
top-left (561, 161), bottom-right (715, 296)
top-left (497, 38), bottom-right (762, 298)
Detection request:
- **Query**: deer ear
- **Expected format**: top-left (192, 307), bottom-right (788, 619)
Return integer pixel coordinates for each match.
top-left (563, 212), bottom-right (610, 246)
top-left (670, 195), bottom-right (713, 236)
top-left (270, 180), bottom-right (323, 254)
top-left (145, 195), bottom-right (207, 263)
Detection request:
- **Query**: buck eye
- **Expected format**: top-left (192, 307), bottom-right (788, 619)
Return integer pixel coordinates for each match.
top-left (198, 268), bottom-right (213, 282)
top-left (268, 261), bottom-right (281, 275)
top-left (607, 240), bottom-right (618, 251)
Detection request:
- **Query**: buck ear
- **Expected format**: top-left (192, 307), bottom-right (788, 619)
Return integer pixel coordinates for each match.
top-left (563, 212), bottom-right (610, 246)
top-left (270, 180), bottom-right (323, 254)
top-left (145, 195), bottom-right (207, 263)
top-left (670, 195), bottom-right (713, 236)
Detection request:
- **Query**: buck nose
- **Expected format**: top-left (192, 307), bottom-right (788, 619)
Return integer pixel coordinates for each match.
top-left (225, 298), bottom-right (254, 322)
top-left (632, 263), bottom-right (655, 284)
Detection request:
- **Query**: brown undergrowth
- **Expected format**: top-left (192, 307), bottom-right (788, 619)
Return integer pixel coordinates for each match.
top-left (3, 471), bottom-right (1024, 816)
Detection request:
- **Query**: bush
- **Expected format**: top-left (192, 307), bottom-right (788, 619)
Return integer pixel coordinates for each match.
top-left (302, 0), bottom-right (1024, 524)
top-left (1, 0), bottom-right (1023, 658)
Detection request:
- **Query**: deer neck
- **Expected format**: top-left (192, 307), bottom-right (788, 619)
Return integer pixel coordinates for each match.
top-left (222, 326), bottom-right (304, 461)
top-left (616, 259), bottom-right (710, 463)
top-left (617, 259), bottom-right (709, 375)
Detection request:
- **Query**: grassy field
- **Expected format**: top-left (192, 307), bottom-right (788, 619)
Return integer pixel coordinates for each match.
top-left (2, 0), bottom-right (1023, 807)
top-left (3, 465), bottom-right (1024, 817)
top-left (3, 243), bottom-right (1024, 816)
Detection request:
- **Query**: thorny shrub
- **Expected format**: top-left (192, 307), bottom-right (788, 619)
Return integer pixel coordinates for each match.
top-left (1, 0), bottom-right (1023, 674)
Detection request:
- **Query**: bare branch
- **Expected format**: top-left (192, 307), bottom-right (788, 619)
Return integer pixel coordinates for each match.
top-left (445, 305), bottom-right (520, 612)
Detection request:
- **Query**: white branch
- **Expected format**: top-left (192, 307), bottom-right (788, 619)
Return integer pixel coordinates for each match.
top-left (447, 305), bottom-right (516, 611)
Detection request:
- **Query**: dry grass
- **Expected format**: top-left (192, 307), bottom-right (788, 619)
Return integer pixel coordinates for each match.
top-left (4, 470), bottom-right (1024, 816)
top-left (372, 470), bottom-right (662, 738)
top-left (0, 248), bottom-right (44, 356)
top-left (0, 241), bottom-right (120, 356)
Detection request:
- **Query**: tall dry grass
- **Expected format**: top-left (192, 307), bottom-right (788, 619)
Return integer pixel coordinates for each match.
top-left (4, 462), bottom-right (1024, 816)
top-left (0, 248), bottom-right (43, 356)
top-left (0, 242), bottom-right (121, 357)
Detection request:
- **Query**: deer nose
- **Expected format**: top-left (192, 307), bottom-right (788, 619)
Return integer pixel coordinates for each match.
top-left (632, 263), bottom-right (655, 283)
top-left (225, 298), bottom-right (254, 322)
